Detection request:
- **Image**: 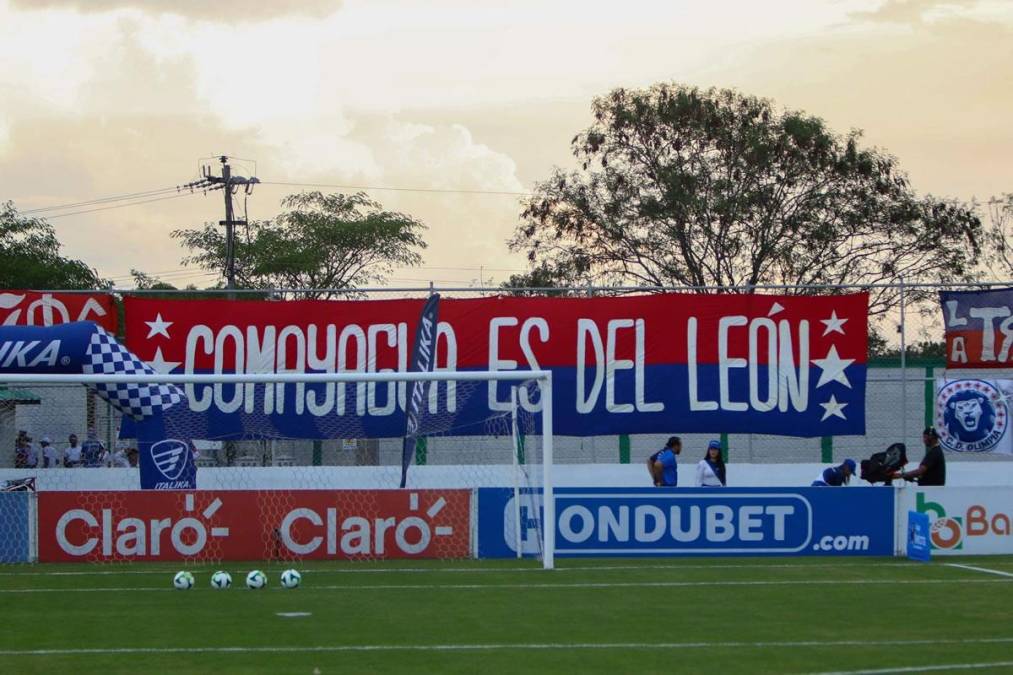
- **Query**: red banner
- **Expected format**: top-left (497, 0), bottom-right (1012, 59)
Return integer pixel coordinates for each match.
top-left (122, 293), bottom-right (868, 438)
top-left (0, 291), bottom-right (116, 332)
top-left (38, 490), bottom-right (471, 562)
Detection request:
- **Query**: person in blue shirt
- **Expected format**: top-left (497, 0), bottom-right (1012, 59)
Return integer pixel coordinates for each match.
top-left (811, 458), bottom-right (856, 486)
top-left (647, 436), bottom-right (682, 487)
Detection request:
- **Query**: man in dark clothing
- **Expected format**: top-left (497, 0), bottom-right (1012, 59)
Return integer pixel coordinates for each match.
top-left (895, 427), bottom-right (946, 486)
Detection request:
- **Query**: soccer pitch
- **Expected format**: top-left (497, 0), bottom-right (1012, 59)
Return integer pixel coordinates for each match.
top-left (2, 557), bottom-right (1012, 674)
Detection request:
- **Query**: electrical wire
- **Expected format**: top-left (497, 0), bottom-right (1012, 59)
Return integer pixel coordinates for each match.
top-left (260, 180), bottom-right (532, 197)
top-left (20, 186), bottom-right (183, 214)
top-left (42, 192), bottom-right (199, 220)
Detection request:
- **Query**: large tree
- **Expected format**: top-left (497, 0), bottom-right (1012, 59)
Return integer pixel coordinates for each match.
top-left (0, 201), bottom-right (106, 288)
top-left (986, 193), bottom-right (1013, 276)
top-left (173, 191), bottom-right (427, 298)
top-left (510, 84), bottom-right (983, 314)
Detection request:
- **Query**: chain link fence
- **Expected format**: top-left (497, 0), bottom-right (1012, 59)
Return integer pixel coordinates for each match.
top-left (2, 282), bottom-right (1012, 470)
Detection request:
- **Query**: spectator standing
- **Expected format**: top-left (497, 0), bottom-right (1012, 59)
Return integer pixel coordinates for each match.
top-left (812, 458), bottom-right (856, 487)
top-left (696, 439), bottom-right (727, 487)
top-left (23, 436), bottom-right (40, 469)
top-left (108, 446), bottom-right (131, 468)
top-left (81, 430), bottom-right (106, 468)
top-left (648, 436), bottom-right (682, 487)
top-left (40, 438), bottom-right (60, 468)
top-left (63, 433), bottom-right (83, 468)
top-left (14, 436), bottom-right (30, 468)
top-left (894, 427), bottom-right (946, 486)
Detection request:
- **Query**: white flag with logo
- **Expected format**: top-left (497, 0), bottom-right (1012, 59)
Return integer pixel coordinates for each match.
top-left (934, 379), bottom-right (1013, 454)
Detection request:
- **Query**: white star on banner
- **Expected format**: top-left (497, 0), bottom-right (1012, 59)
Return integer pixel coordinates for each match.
top-left (147, 347), bottom-right (181, 374)
top-left (812, 345), bottom-right (855, 389)
top-left (768, 302), bottom-right (785, 317)
top-left (145, 313), bottom-right (173, 340)
top-left (821, 310), bottom-right (848, 336)
top-left (820, 394), bottom-right (849, 421)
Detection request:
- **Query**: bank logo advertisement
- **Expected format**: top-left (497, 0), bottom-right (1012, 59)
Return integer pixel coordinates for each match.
top-left (935, 379), bottom-right (1011, 453)
top-left (477, 487), bottom-right (894, 558)
top-left (39, 490), bottom-right (470, 562)
top-left (912, 489), bottom-right (1013, 554)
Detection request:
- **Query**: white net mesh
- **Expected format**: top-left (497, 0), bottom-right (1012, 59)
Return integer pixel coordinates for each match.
top-left (0, 375), bottom-right (546, 565)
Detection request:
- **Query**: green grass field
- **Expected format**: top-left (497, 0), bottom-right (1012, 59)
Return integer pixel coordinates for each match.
top-left (2, 556), bottom-right (1012, 674)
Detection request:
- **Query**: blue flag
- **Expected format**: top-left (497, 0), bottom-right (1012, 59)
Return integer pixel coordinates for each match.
top-left (401, 294), bottom-right (440, 488)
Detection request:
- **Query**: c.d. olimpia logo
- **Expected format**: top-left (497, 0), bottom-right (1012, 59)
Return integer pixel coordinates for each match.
top-left (935, 380), bottom-right (1008, 453)
top-left (150, 439), bottom-right (189, 481)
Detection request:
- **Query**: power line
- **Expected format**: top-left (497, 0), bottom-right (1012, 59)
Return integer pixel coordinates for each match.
top-left (260, 180), bottom-right (532, 197)
top-left (20, 186), bottom-right (182, 214)
top-left (42, 192), bottom-right (198, 220)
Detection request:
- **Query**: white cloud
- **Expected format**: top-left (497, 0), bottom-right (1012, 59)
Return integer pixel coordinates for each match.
top-left (8, 0), bottom-right (343, 21)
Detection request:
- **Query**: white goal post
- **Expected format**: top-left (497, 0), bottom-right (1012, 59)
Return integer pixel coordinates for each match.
top-left (2, 369), bottom-right (556, 569)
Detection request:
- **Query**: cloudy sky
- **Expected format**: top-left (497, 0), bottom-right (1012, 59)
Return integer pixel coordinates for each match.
top-left (2, 0), bottom-right (1011, 289)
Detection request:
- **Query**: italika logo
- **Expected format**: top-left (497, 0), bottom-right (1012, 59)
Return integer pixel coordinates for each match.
top-left (935, 380), bottom-right (1009, 453)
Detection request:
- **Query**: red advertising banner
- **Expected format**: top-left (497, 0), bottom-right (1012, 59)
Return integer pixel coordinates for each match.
top-left (38, 489), bottom-right (471, 562)
top-left (0, 291), bottom-right (117, 332)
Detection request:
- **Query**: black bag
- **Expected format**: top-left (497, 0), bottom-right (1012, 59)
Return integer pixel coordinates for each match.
top-left (860, 443), bottom-right (908, 485)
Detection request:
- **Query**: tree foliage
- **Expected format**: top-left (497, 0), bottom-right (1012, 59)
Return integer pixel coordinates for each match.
top-left (986, 193), bottom-right (1013, 276)
top-left (172, 192), bottom-right (427, 298)
top-left (0, 201), bottom-right (106, 289)
top-left (510, 84), bottom-right (983, 314)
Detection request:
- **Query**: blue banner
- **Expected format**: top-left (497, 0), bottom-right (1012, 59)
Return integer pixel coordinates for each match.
top-left (0, 322), bottom-right (193, 490)
top-left (906, 510), bottom-right (931, 562)
top-left (0, 492), bottom-right (31, 562)
top-left (401, 293), bottom-right (440, 488)
top-left (478, 487), bottom-right (895, 558)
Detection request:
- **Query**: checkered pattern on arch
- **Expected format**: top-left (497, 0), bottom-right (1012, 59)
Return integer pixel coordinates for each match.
top-left (82, 328), bottom-right (184, 420)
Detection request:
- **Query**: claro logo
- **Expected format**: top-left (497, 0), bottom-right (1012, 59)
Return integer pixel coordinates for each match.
top-left (553, 493), bottom-right (813, 554)
top-left (279, 493), bottom-right (456, 556)
top-left (55, 494), bottom-right (229, 557)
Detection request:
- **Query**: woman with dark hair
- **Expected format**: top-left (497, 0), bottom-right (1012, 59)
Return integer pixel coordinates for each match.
top-left (696, 440), bottom-right (726, 487)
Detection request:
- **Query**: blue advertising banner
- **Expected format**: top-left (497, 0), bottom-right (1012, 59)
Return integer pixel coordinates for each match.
top-left (906, 510), bottom-right (931, 562)
top-left (478, 487), bottom-right (895, 558)
top-left (0, 492), bottom-right (31, 562)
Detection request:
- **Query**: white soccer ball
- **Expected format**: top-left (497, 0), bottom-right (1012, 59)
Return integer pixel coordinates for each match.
top-left (173, 571), bottom-right (194, 590)
top-left (210, 570), bottom-right (232, 590)
top-left (246, 570), bottom-right (267, 589)
top-left (280, 569), bottom-right (301, 589)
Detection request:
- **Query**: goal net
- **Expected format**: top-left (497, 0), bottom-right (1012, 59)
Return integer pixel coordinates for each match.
top-left (0, 371), bottom-right (554, 568)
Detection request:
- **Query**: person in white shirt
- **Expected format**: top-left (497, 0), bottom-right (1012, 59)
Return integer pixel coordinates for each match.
top-left (696, 439), bottom-right (727, 487)
top-left (40, 438), bottom-right (60, 468)
top-left (22, 436), bottom-right (40, 469)
top-left (108, 446), bottom-right (131, 468)
top-left (64, 434), bottom-right (83, 468)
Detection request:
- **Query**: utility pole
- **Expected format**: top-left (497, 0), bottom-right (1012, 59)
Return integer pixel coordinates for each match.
top-left (179, 155), bottom-right (259, 290)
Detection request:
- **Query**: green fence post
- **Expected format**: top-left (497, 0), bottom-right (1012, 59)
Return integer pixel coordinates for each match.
top-left (821, 437), bottom-right (833, 463)
top-left (312, 440), bottom-right (322, 467)
top-left (720, 432), bottom-right (729, 463)
top-left (924, 366), bottom-right (935, 429)
top-left (415, 437), bottom-right (428, 465)
top-left (619, 434), bottom-right (631, 464)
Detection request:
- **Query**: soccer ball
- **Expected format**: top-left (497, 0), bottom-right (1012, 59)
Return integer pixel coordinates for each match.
top-left (246, 570), bottom-right (267, 589)
top-left (210, 570), bottom-right (232, 589)
top-left (173, 571), bottom-right (194, 590)
top-left (280, 569), bottom-right (301, 589)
